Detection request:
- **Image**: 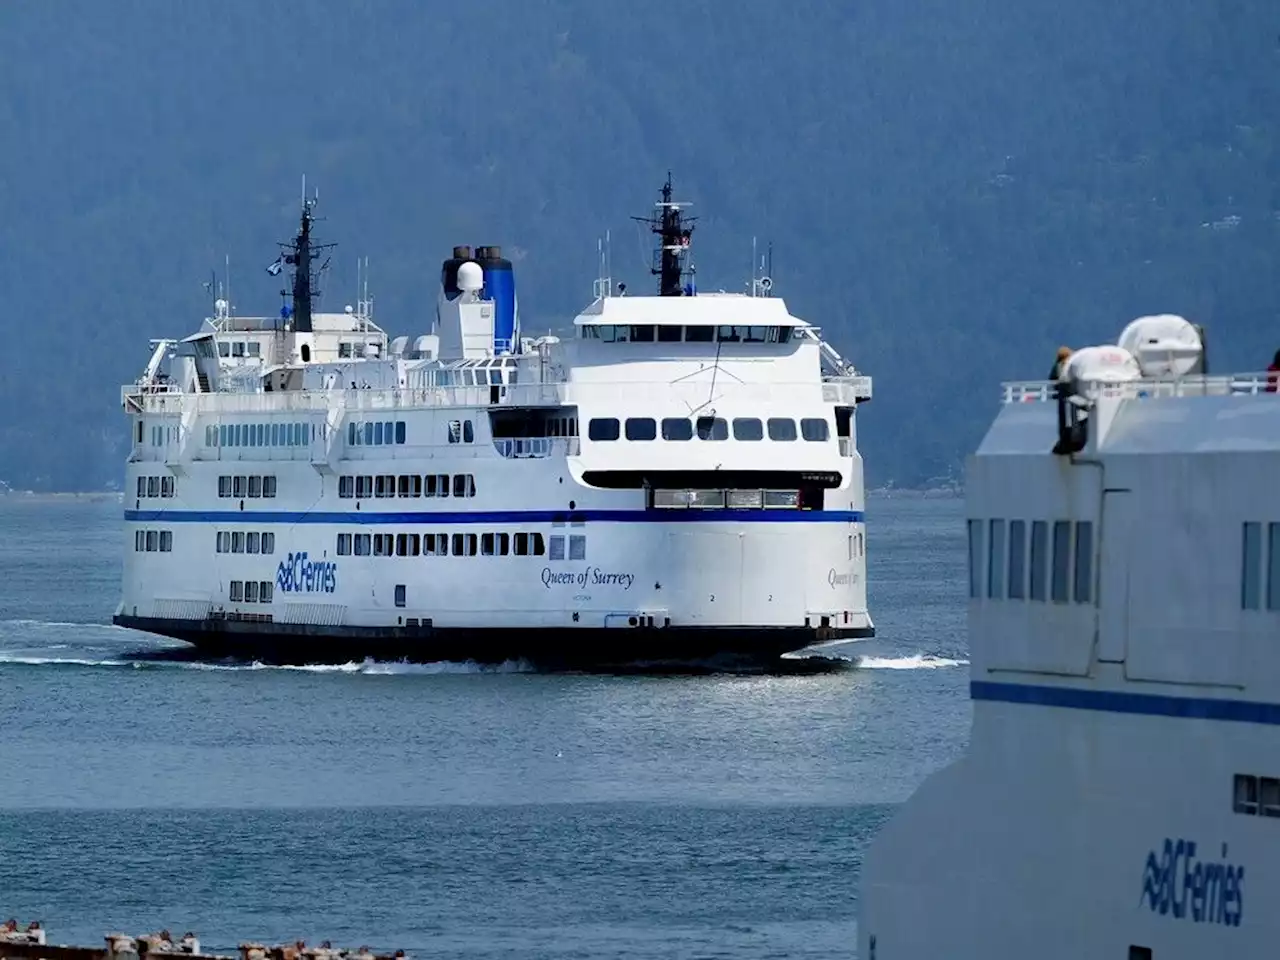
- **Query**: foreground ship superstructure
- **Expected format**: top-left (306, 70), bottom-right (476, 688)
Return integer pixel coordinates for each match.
top-left (860, 315), bottom-right (1280, 956)
top-left (115, 178), bottom-right (874, 666)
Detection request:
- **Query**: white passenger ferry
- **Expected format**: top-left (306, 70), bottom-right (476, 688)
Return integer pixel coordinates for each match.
top-left (114, 178), bottom-right (874, 667)
top-left (860, 315), bottom-right (1279, 957)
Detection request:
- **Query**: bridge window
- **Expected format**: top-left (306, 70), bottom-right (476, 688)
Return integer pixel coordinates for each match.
top-left (767, 418), bottom-right (797, 441)
top-left (657, 325), bottom-right (683, 343)
top-left (987, 519), bottom-right (1006, 599)
top-left (685, 325), bottom-right (714, 343)
top-left (695, 417), bottom-right (728, 441)
top-left (589, 418), bottom-right (621, 441)
top-left (732, 418), bottom-right (763, 441)
top-left (147, 476), bottom-right (159, 498)
top-left (1007, 520), bottom-right (1027, 599)
top-left (661, 418), bottom-right (693, 441)
top-left (1269, 523), bottom-right (1280, 611)
top-left (1029, 521), bottom-right (1049, 601)
top-left (800, 418), bottom-right (830, 442)
top-left (1242, 522), bottom-right (1262, 609)
top-left (625, 417), bottom-right (657, 441)
top-left (1073, 521), bottom-right (1093, 603)
top-left (967, 520), bottom-right (984, 598)
top-left (1051, 521), bottom-right (1071, 603)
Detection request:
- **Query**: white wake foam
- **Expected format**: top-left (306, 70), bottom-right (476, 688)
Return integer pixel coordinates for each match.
top-left (855, 653), bottom-right (968, 670)
top-left (0, 654), bottom-right (534, 675)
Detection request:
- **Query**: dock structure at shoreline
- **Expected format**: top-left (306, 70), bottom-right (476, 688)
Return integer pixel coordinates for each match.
top-left (0, 927), bottom-right (406, 960)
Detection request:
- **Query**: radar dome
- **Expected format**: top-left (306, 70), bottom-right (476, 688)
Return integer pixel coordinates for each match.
top-left (1117, 314), bottom-right (1203, 378)
top-left (456, 261), bottom-right (484, 293)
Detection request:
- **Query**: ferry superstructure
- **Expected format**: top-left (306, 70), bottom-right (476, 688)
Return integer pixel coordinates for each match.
top-left (859, 315), bottom-right (1279, 957)
top-left (114, 178), bottom-right (874, 666)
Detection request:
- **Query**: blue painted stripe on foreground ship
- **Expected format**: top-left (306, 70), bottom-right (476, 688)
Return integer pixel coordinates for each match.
top-left (973, 680), bottom-right (1280, 726)
top-left (124, 508), bottom-right (866, 525)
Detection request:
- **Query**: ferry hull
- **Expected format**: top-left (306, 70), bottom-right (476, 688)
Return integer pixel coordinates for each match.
top-left (112, 613), bottom-right (872, 669)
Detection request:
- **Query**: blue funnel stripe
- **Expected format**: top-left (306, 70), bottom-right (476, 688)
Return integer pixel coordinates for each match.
top-left (484, 264), bottom-right (516, 354)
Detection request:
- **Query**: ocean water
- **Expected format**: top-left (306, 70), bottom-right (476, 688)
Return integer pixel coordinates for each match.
top-left (0, 494), bottom-right (970, 959)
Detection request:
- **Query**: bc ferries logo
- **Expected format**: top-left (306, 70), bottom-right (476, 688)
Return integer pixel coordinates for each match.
top-left (276, 551), bottom-right (338, 594)
top-left (541, 566), bottom-right (634, 591)
top-left (1140, 838), bottom-right (1244, 927)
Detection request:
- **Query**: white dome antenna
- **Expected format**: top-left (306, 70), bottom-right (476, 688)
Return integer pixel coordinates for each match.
top-left (1117, 314), bottom-right (1203, 378)
top-left (457, 261), bottom-right (484, 294)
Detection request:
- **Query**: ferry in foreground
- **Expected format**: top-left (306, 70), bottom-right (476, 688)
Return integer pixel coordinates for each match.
top-left (113, 177), bottom-right (874, 667)
top-left (860, 315), bottom-right (1277, 957)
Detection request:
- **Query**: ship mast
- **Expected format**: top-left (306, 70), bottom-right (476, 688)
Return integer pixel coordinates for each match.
top-left (632, 172), bottom-right (696, 296)
top-left (274, 189), bottom-right (335, 335)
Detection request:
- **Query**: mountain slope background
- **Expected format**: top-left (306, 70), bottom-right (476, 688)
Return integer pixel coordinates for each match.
top-left (0, 0), bottom-right (1276, 490)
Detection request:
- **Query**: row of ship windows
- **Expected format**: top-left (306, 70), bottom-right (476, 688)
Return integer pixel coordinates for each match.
top-left (588, 416), bottom-right (830, 443)
top-left (336, 532), bottom-right (583, 560)
top-left (581, 324), bottom-right (794, 344)
top-left (339, 474), bottom-right (477, 499)
top-left (219, 341), bottom-right (262, 359)
top-left (1240, 522), bottom-right (1280, 611)
top-left (1234, 774), bottom-right (1280, 817)
top-left (149, 425), bottom-right (179, 447)
top-left (228, 580), bottom-right (275, 603)
top-left (205, 423), bottom-right (316, 448)
top-left (348, 420), bottom-right (408, 446)
top-left (134, 530), bottom-right (174, 552)
top-left (215, 531), bottom-right (277, 555)
top-left (136, 476), bottom-right (175, 499)
top-left (216, 475), bottom-right (279, 498)
top-left (967, 519), bottom-right (1095, 605)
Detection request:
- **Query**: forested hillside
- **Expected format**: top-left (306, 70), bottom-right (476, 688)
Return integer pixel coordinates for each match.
top-left (0, 0), bottom-right (1276, 490)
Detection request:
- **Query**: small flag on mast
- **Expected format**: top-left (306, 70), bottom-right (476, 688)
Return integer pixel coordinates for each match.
top-left (266, 256), bottom-right (285, 276)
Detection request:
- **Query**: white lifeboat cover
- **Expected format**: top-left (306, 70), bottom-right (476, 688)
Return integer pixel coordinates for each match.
top-left (1117, 314), bottom-right (1203, 377)
top-left (1064, 344), bottom-right (1141, 384)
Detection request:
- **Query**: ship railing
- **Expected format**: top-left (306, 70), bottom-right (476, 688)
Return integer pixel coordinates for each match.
top-left (119, 376), bottom-right (881, 416)
top-left (651, 488), bottom-right (800, 509)
top-left (1003, 372), bottom-right (1277, 404)
top-left (492, 437), bottom-right (581, 459)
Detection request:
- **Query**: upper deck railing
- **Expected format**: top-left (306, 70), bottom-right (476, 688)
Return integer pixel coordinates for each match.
top-left (122, 372), bottom-right (873, 416)
top-left (1002, 372), bottom-right (1276, 404)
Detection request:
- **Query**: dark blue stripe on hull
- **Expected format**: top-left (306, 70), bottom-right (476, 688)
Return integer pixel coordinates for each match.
top-left (972, 680), bottom-right (1280, 726)
top-left (113, 614), bottom-right (873, 669)
top-left (123, 509), bottom-right (866, 525)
